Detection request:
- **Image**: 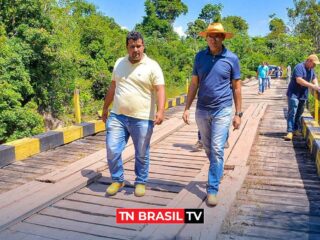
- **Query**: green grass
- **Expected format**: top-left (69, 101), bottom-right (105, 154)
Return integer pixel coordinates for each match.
top-left (166, 84), bottom-right (187, 99)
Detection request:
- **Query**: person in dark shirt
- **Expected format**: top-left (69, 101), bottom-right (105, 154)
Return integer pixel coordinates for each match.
top-left (284, 54), bottom-right (320, 141)
top-left (182, 23), bottom-right (242, 206)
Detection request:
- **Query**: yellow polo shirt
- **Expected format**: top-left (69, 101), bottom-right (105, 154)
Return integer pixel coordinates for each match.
top-left (111, 54), bottom-right (165, 120)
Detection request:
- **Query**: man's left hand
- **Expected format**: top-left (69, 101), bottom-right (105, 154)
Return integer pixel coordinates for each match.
top-left (154, 110), bottom-right (164, 125)
top-left (233, 116), bottom-right (241, 130)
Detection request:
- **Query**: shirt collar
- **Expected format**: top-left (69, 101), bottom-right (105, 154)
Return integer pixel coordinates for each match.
top-left (205, 45), bottom-right (227, 57)
top-left (125, 53), bottom-right (148, 65)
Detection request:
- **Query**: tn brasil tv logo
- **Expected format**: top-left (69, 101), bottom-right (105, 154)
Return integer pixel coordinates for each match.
top-left (116, 208), bottom-right (204, 224)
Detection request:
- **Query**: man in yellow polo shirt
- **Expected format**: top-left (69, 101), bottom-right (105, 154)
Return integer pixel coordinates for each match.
top-left (102, 31), bottom-right (165, 197)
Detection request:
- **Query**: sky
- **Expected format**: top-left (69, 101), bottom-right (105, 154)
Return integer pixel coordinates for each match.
top-left (86, 0), bottom-right (295, 37)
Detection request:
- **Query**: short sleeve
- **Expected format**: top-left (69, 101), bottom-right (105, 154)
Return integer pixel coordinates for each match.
top-left (152, 61), bottom-right (165, 85)
top-left (111, 58), bottom-right (122, 81)
top-left (192, 53), bottom-right (199, 76)
top-left (294, 64), bottom-right (304, 78)
top-left (232, 56), bottom-right (241, 80)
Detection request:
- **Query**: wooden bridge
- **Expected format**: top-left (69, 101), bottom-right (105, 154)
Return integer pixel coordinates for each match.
top-left (0, 79), bottom-right (319, 240)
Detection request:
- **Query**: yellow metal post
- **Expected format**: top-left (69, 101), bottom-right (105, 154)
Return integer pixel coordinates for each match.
top-left (74, 89), bottom-right (81, 124)
top-left (315, 91), bottom-right (319, 124)
top-left (186, 78), bottom-right (189, 94)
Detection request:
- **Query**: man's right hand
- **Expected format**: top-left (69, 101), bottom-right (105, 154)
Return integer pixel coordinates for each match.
top-left (182, 109), bottom-right (190, 125)
top-left (312, 85), bottom-right (320, 92)
top-left (102, 110), bottom-right (108, 123)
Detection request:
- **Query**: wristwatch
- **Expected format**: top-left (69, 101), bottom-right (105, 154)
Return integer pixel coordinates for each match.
top-left (235, 112), bottom-right (243, 118)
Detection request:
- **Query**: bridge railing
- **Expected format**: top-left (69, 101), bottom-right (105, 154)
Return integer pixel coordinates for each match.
top-left (303, 90), bottom-right (320, 175)
top-left (0, 91), bottom-right (187, 167)
top-left (309, 90), bottom-right (320, 125)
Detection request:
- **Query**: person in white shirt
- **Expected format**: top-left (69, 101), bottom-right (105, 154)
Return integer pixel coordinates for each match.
top-left (102, 31), bottom-right (165, 197)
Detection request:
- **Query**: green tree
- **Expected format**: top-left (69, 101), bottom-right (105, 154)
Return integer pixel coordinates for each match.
top-left (60, 0), bottom-right (97, 17)
top-left (2, 0), bottom-right (315, 144)
top-left (198, 4), bottom-right (223, 24)
top-left (0, 38), bottom-right (44, 143)
top-left (186, 19), bottom-right (206, 39)
top-left (150, 0), bottom-right (188, 24)
top-left (270, 34), bottom-right (313, 67)
top-left (0, 0), bottom-right (53, 35)
top-left (136, 0), bottom-right (177, 39)
top-left (223, 16), bottom-right (249, 33)
top-left (268, 16), bottom-right (287, 37)
top-left (288, 0), bottom-right (320, 51)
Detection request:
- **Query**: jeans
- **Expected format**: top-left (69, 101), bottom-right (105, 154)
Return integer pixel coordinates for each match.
top-left (195, 107), bottom-right (232, 194)
top-left (258, 77), bottom-right (265, 93)
top-left (106, 113), bottom-right (154, 185)
top-left (266, 76), bottom-right (271, 88)
top-left (287, 97), bottom-right (306, 132)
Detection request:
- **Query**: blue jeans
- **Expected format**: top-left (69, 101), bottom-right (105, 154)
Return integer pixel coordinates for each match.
top-left (266, 76), bottom-right (271, 88)
top-left (287, 97), bottom-right (306, 132)
top-left (195, 107), bottom-right (232, 194)
top-left (258, 77), bottom-right (265, 93)
top-left (106, 113), bottom-right (154, 185)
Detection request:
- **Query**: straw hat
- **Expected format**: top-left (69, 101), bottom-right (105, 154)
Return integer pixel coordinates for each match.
top-left (199, 22), bottom-right (233, 39)
top-left (307, 54), bottom-right (320, 64)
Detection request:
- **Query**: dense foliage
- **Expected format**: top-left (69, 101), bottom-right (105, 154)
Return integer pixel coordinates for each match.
top-left (0, 0), bottom-right (318, 143)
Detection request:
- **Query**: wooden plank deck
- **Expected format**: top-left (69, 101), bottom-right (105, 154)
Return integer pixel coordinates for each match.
top-left (218, 79), bottom-right (320, 240)
top-left (1, 79), bottom-right (319, 239)
top-left (0, 139), bottom-right (103, 193)
top-left (0, 108), bottom-right (184, 193)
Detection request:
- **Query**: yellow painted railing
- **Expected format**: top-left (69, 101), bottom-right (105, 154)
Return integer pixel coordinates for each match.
top-left (315, 91), bottom-right (319, 124)
top-left (186, 78), bottom-right (189, 94)
top-left (303, 90), bottom-right (320, 176)
top-left (74, 89), bottom-right (81, 124)
top-left (310, 90), bottom-right (320, 126)
top-left (1, 89), bottom-right (188, 165)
